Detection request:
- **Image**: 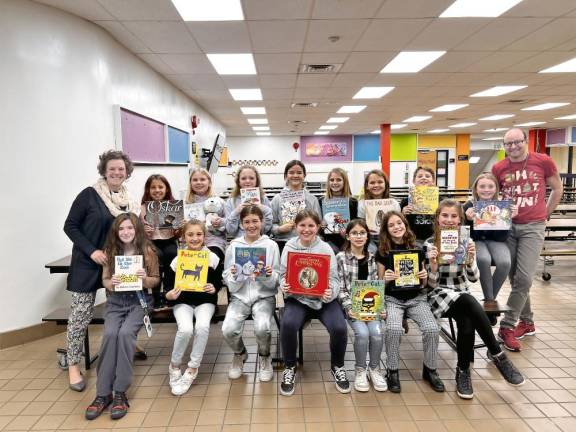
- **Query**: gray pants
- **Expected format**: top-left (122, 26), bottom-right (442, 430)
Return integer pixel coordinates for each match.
top-left (476, 240), bottom-right (511, 301)
top-left (385, 295), bottom-right (439, 370)
top-left (348, 319), bottom-right (384, 369)
top-left (67, 291), bottom-right (96, 366)
top-left (501, 222), bottom-right (546, 329)
top-left (222, 296), bottom-right (275, 357)
top-left (96, 292), bottom-right (146, 396)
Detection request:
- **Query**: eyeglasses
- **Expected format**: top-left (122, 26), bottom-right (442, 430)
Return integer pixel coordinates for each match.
top-left (349, 231), bottom-right (368, 237)
top-left (502, 139), bottom-right (525, 148)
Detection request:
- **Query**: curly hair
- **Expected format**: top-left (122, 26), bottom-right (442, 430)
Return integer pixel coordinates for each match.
top-left (97, 150), bottom-right (134, 179)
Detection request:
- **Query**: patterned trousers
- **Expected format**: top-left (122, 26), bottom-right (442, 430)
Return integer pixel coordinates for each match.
top-left (66, 291), bottom-right (96, 366)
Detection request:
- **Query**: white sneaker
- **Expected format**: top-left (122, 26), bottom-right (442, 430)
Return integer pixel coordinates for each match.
top-left (168, 364), bottom-right (182, 395)
top-left (368, 367), bottom-right (388, 392)
top-left (259, 355), bottom-right (273, 382)
top-left (354, 367), bottom-right (369, 392)
top-left (172, 368), bottom-right (198, 396)
top-left (228, 351), bottom-right (248, 379)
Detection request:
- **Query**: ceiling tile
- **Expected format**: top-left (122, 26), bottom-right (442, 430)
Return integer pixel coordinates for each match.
top-left (330, 72), bottom-right (375, 87)
top-left (504, 51), bottom-right (576, 72)
top-left (259, 74), bottom-right (298, 88)
top-left (253, 53), bottom-right (301, 74)
top-left (221, 76), bottom-right (260, 87)
top-left (375, 0), bottom-right (453, 18)
top-left (304, 19), bottom-right (370, 52)
top-left (165, 74), bottom-right (226, 90)
top-left (97, 0), bottom-right (181, 20)
top-left (137, 53), bottom-right (174, 74)
top-left (355, 19), bottom-right (431, 51)
top-left (311, 0), bottom-right (385, 19)
top-left (248, 21), bottom-right (308, 53)
top-left (35, 0), bottom-right (115, 20)
top-left (243, 0), bottom-right (313, 19)
top-left (505, 0), bottom-right (576, 17)
top-left (462, 51), bottom-right (538, 73)
top-left (96, 21), bottom-right (151, 53)
top-left (406, 19), bottom-right (489, 50)
top-left (504, 18), bottom-right (576, 50)
top-left (262, 88), bottom-right (294, 100)
top-left (185, 22), bottom-right (252, 53)
top-left (300, 52), bottom-right (349, 65)
top-left (296, 74), bottom-right (336, 88)
top-left (123, 21), bottom-right (201, 53)
top-left (425, 51), bottom-right (491, 73)
top-left (340, 52), bottom-right (394, 73)
top-left (158, 54), bottom-right (215, 73)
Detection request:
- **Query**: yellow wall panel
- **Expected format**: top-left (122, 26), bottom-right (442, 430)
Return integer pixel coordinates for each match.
top-left (455, 134), bottom-right (470, 190)
top-left (418, 135), bottom-right (456, 149)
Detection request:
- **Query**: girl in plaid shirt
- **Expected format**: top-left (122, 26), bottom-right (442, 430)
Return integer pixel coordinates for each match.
top-left (425, 199), bottom-right (524, 400)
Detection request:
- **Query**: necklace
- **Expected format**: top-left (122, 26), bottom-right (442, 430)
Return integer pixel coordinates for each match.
top-left (506, 153), bottom-right (530, 199)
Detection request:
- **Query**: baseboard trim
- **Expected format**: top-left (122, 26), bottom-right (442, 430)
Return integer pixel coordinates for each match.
top-left (0, 322), bottom-right (65, 350)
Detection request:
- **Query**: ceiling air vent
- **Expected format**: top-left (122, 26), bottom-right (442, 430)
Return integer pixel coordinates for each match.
top-left (300, 64), bottom-right (342, 73)
top-left (291, 102), bottom-right (318, 108)
top-left (505, 99), bottom-right (529, 104)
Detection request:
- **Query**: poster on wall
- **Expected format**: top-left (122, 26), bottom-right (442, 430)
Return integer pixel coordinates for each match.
top-left (300, 135), bottom-right (353, 163)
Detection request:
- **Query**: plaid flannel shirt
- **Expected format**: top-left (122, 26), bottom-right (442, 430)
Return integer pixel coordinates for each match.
top-left (423, 239), bottom-right (480, 318)
top-left (336, 250), bottom-right (379, 311)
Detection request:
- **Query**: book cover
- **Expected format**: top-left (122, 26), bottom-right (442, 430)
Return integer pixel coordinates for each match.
top-left (234, 247), bottom-right (267, 281)
top-left (409, 186), bottom-right (439, 215)
top-left (286, 252), bottom-right (330, 297)
top-left (350, 280), bottom-right (385, 321)
top-left (240, 188), bottom-right (261, 205)
top-left (144, 200), bottom-right (184, 229)
top-left (392, 251), bottom-right (421, 288)
top-left (280, 190), bottom-right (306, 224)
top-left (184, 202), bottom-right (205, 222)
top-left (364, 198), bottom-right (398, 233)
top-left (473, 200), bottom-right (513, 230)
top-left (114, 255), bottom-right (143, 291)
top-left (438, 226), bottom-right (470, 265)
top-left (174, 249), bottom-right (209, 292)
top-left (322, 198), bottom-right (350, 234)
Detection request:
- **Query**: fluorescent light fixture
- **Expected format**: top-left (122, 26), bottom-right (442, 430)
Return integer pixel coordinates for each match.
top-left (482, 136), bottom-right (504, 141)
top-left (353, 86), bottom-right (394, 99)
top-left (469, 156), bottom-right (481, 164)
top-left (449, 122), bottom-right (477, 128)
top-left (428, 129), bottom-right (449, 133)
top-left (337, 105), bottom-right (366, 114)
top-left (370, 129), bottom-right (380, 134)
top-left (256, 132), bottom-right (270, 136)
top-left (327, 117), bottom-right (349, 123)
top-left (403, 116), bottom-right (431, 123)
top-left (241, 107), bottom-right (266, 115)
top-left (319, 125), bottom-right (338, 130)
top-left (171, 0), bottom-right (244, 21)
top-left (381, 51), bottom-right (446, 73)
top-left (555, 114), bottom-right (576, 120)
top-left (430, 104), bottom-right (468, 112)
top-left (470, 85), bottom-right (527, 97)
top-left (252, 126), bottom-right (270, 131)
top-left (540, 57), bottom-right (576, 73)
top-left (229, 88), bottom-right (262, 101)
top-left (440, 0), bottom-right (523, 18)
top-left (207, 53), bottom-right (256, 75)
top-left (479, 114), bottom-right (515, 121)
top-left (522, 102), bottom-right (570, 111)
top-left (515, 121), bottom-right (546, 127)
top-left (247, 118), bottom-right (268, 125)
top-left (391, 124), bottom-right (407, 130)
top-left (314, 131), bottom-right (330, 135)
top-left (484, 127), bottom-right (508, 132)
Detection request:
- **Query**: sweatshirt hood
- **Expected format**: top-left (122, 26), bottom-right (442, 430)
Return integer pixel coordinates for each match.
top-left (230, 234), bottom-right (273, 247)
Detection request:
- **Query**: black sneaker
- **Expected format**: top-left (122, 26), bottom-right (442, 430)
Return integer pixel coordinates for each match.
top-left (85, 394), bottom-right (112, 420)
top-left (422, 365), bottom-right (445, 392)
top-left (387, 369), bottom-right (401, 393)
top-left (331, 366), bottom-right (351, 394)
top-left (134, 349), bottom-right (148, 361)
top-left (280, 366), bottom-right (296, 396)
top-left (110, 391), bottom-right (129, 420)
top-left (455, 367), bottom-right (473, 399)
top-left (488, 351), bottom-right (525, 386)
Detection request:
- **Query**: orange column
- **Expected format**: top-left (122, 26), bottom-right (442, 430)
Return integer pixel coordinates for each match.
top-left (455, 134), bottom-right (470, 189)
top-left (380, 123), bottom-right (391, 177)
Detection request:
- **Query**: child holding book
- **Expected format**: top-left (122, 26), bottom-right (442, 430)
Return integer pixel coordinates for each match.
top-left (279, 210), bottom-right (349, 396)
top-left (271, 160), bottom-right (321, 253)
top-left (223, 205), bottom-right (280, 382)
top-left (463, 173), bottom-right (517, 319)
top-left (320, 168), bottom-right (358, 253)
top-left (376, 211), bottom-right (443, 393)
top-left (165, 220), bottom-right (222, 396)
top-left (401, 167), bottom-right (438, 246)
top-left (424, 199), bottom-right (525, 399)
top-left (225, 165), bottom-right (273, 237)
top-left (85, 213), bottom-right (159, 421)
top-left (336, 219), bottom-right (387, 392)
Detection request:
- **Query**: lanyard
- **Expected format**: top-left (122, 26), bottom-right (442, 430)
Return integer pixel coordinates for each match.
top-left (135, 291), bottom-right (149, 316)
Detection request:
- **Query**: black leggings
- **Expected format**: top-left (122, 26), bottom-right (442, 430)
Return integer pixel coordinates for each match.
top-left (152, 239), bottom-right (178, 293)
top-left (445, 293), bottom-right (502, 369)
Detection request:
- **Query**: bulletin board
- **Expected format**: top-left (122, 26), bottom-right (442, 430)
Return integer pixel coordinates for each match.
top-left (167, 126), bottom-right (190, 163)
top-left (300, 135), bottom-right (353, 163)
top-left (353, 135), bottom-right (380, 161)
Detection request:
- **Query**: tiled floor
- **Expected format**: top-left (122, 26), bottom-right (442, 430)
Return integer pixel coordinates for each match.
top-left (2, 256), bottom-right (576, 431)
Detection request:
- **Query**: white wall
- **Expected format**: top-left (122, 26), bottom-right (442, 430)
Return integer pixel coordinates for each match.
top-left (0, 0), bottom-right (225, 332)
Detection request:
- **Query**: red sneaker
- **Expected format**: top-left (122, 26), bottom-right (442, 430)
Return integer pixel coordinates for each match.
top-left (498, 328), bottom-right (521, 352)
top-left (514, 321), bottom-right (536, 339)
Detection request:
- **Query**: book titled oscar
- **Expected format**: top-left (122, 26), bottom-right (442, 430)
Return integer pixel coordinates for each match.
top-left (364, 199), bottom-right (399, 233)
top-left (240, 188), bottom-right (261, 205)
top-left (392, 250), bottom-right (422, 288)
top-left (234, 247), bottom-right (267, 281)
top-left (175, 250), bottom-right (209, 292)
top-left (144, 200), bottom-right (184, 229)
top-left (438, 226), bottom-right (470, 265)
top-left (322, 198), bottom-right (350, 234)
top-left (350, 280), bottom-right (385, 321)
top-left (473, 200), bottom-right (513, 230)
top-left (114, 255), bottom-right (143, 291)
top-left (409, 186), bottom-right (439, 215)
top-left (280, 190), bottom-right (306, 224)
top-left (286, 252), bottom-right (330, 297)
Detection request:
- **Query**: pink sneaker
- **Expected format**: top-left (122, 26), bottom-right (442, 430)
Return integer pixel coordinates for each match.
top-left (514, 321), bottom-right (536, 339)
top-left (498, 327), bottom-right (521, 352)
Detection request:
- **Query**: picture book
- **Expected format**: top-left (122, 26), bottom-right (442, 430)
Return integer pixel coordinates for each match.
top-left (364, 198), bottom-right (398, 233)
top-left (438, 226), bottom-right (471, 265)
top-left (409, 186), bottom-right (439, 215)
top-left (144, 200), bottom-right (184, 229)
top-left (174, 249), bottom-right (209, 292)
top-left (392, 250), bottom-right (422, 288)
top-left (473, 200), bottom-right (513, 230)
top-left (240, 187), bottom-right (261, 205)
top-left (322, 198), bottom-right (350, 234)
top-left (280, 190), bottom-right (306, 224)
top-left (184, 202), bottom-right (205, 222)
top-left (114, 255), bottom-right (143, 291)
top-left (234, 247), bottom-right (267, 281)
top-left (286, 252), bottom-right (330, 297)
top-left (350, 280), bottom-right (385, 321)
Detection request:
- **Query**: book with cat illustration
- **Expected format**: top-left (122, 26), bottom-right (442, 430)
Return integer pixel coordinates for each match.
top-left (174, 249), bottom-right (209, 292)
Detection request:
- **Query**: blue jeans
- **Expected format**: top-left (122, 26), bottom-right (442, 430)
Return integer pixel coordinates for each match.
top-left (348, 319), bottom-right (383, 369)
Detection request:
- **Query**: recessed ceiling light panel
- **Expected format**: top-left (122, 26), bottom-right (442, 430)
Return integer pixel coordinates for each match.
top-left (380, 51), bottom-right (446, 73)
top-left (440, 0), bottom-right (523, 18)
top-left (403, 116), bottom-right (431, 123)
top-left (171, 0), bottom-right (244, 21)
top-left (430, 104), bottom-right (468, 112)
top-left (540, 57), bottom-right (576, 73)
top-left (522, 102), bottom-right (569, 111)
top-left (337, 105), bottom-right (366, 113)
top-left (229, 89), bottom-right (262, 101)
top-left (353, 86), bottom-right (395, 99)
top-left (241, 107), bottom-right (266, 115)
top-left (479, 114), bottom-right (515, 121)
top-left (470, 85), bottom-right (527, 97)
top-left (207, 53), bottom-right (256, 75)
top-left (326, 117), bottom-right (349, 123)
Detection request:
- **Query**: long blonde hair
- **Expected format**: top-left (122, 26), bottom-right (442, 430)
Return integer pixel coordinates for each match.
top-left (186, 168), bottom-right (213, 202)
top-left (230, 165), bottom-right (266, 201)
top-left (471, 173), bottom-right (500, 201)
top-left (325, 168), bottom-right (352, 199)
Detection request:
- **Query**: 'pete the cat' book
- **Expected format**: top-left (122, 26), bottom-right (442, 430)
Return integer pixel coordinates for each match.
top-left (114, 255), bottom-right (143, 291)
top-left (234, 247), bottom-right (267, 281)
top-left (175, 250), bottom-right (209, 292)
top-left (350, 280), bottom-right (385, 321)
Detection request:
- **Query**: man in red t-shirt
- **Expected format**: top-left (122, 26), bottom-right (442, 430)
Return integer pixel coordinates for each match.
top-left (492, 128), bottom-right (563, 351)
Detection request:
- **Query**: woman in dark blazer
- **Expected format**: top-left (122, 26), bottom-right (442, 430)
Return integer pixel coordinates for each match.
top-left (63, 150), bottom-right (139, 391)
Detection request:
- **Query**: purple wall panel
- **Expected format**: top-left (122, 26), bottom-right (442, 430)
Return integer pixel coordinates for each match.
top-left (546, 128), bottom-right (566, 146)
top-left (121, 109), bottom-right (165, 162)
top-left (299, 135), bottom-right (353, 163)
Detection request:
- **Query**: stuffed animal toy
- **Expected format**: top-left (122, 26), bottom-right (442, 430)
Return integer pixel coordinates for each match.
top-left (203, 197), bottom-right (223, 230)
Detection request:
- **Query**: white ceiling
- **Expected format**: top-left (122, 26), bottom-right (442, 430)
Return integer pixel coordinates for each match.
top-left (35, 0), bottom-right (576, 138)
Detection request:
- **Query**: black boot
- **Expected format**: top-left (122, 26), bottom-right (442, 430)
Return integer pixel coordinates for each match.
top-left (387, 369), bottom-right (401, 393)
top-left (422, 365), bottom-right (445, 392)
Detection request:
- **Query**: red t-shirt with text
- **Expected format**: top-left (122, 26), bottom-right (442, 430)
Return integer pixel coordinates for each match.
top-left (492, 152), bottom-right (557, 224)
